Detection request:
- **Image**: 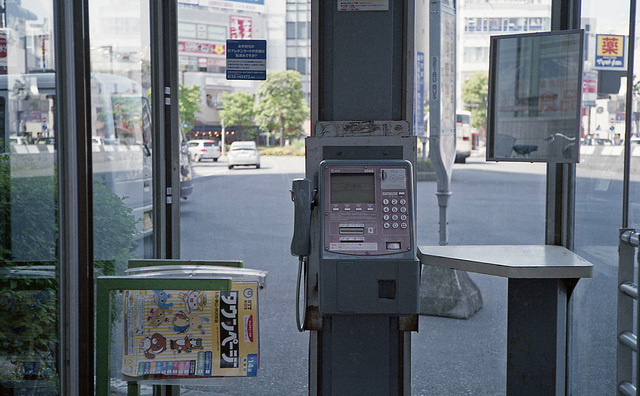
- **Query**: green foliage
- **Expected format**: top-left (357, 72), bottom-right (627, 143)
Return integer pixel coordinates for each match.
top-left (220, 91), bottom-right (257, 140)
top-left (0, 154), bottom-right (10, 260)
top-left (179, 84), bottom-right (202, 133)
top-left (416, 158), bottom-right (435, 172)
top-left (461, 71), bottom-right (489, 132)
top-left (254, 70), bottom-right (309, 146)
top-left (92, 179), bottom-right (138, 275)
top-left (0, 155), bottom-right (138, 383)
top-left (259, 139), bottom-right (305, 156)
top-left (0, 279), bottom-right (58, 382)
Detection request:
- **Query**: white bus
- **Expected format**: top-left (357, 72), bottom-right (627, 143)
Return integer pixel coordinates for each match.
top-left (1, 72), bottom-right (194, 262)
top-left (455, 110), bottom-right (474, 163)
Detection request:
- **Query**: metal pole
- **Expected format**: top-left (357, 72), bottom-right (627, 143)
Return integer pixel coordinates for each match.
top-left (437, 191), bottom-right (451, 246)
top-left (221, 122), bottom-right (226, 157)
top-left (622, 0), bottom-right (636, 228)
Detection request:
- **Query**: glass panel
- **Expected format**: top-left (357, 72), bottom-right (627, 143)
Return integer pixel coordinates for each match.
top-left (89, 0), bottom-right (154, 391)
top-left (177, 0), bottom-right (311, 393)
top-left (0, 1), bottom-right (59, 393)
top-left (412, 0), bottom-right (551, 393)
top-left (570, 0), bottom-right (631, 393)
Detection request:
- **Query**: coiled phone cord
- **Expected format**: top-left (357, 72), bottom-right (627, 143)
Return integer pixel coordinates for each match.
top-left (296, 255), bottom-right (308, 332)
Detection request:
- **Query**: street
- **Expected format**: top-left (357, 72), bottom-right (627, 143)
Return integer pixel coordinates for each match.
top-left (178, 153), bottom-right (618, 395)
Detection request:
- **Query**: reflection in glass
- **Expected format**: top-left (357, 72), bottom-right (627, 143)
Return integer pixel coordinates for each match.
top-left (571, 0), bottom-right (631, 393)
top-left (89, 0), bottom-right (153, 392)
top-left (0, 1), bottom-right (59, 393)
top-left (89, 1), bottom-right (153, 273)
top-left (487, 30), bottom-right (583, 162)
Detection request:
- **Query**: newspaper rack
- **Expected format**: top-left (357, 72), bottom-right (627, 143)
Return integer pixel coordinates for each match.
top-left (96, 260), bottom-right (267, 396)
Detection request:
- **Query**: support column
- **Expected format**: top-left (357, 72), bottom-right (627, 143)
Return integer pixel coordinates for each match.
top-left (309, 1), bottom-right (416, 394)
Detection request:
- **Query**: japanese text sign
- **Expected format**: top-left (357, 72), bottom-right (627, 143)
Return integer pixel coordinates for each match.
top-left (226, 40), bottom-right (267, 81)
top-left (595, 34), bottom-right (626, 70)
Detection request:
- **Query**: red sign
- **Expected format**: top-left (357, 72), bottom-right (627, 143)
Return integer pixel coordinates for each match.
top-left (0, 35), bottom-right (7, 58)
top-left (178, 41), bottom-right (225, 56)
top-left (245, 315), bottom-right (254, 342)
top-left (229, 16), bottom-right (252, 39)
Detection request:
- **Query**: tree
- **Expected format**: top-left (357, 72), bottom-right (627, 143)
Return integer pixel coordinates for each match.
top-left (254, 70), bottom-right (309, 146)
top-left (219, 91), bottom-right (257, 140)
top-left (461, 71), bottom-right (489, 138)
top-left (179, 84), bottom-right (201, 133)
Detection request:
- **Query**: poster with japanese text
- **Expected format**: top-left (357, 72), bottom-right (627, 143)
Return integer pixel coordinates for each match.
top-left (121, 282), bottom-right (259, 378)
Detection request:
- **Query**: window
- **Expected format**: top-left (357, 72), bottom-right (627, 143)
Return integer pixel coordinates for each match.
top-left (208, 25), bottom-right (227, 41)
top-left (297, 57), bottom-right (307, 74)
top-left (287, 57), bottom-right (296, 70)
top-left (287, 22), bottom-right (296, 39)
top-left (179, 22), bottom-right (197, 38)
top-left (297, 21), bottom-right (307, 39)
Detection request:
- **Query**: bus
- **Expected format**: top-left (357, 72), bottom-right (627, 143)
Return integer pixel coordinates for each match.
top-left (455, 110), bottom-right (474, 163)
top-left (1, 72), bottom-right (193, 259)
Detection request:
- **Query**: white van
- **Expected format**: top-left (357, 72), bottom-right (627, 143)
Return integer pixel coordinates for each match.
top-left (455, 111), bottom-right (473, 163)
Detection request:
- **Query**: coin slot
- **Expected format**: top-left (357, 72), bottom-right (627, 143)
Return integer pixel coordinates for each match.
top-left (386, 242), bottom-right (401, 250)
top-left (340, 227), bottom-right (365, 235)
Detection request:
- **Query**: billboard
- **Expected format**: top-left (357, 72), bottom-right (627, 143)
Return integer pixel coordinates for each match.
top-left (230, 16), bottom-right (253, 39)
top-left (179, 0), bottom-right (265, 13)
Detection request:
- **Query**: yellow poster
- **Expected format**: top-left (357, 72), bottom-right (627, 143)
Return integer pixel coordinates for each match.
top-left (121, 282), bottom-right (259, 378)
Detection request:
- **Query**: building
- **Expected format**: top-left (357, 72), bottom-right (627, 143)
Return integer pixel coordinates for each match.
top-left (285, 0), bottom-right (311, 104)
top-left (177, 1), bottom-right (268, 139)
top-left (457, 0), bottom-right (552, 108)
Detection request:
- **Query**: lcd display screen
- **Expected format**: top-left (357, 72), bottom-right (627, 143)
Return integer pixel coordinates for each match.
top-left (330, 173), bottom-right (375, 204)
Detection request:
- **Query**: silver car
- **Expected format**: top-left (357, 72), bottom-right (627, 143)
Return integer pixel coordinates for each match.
top-left (187, 139), bottom-right (221, 162)
top-left (228, 141), bottom-right (260, 169)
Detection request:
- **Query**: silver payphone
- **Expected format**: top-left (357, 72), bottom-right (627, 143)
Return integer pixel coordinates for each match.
top-left (292, 158), bottom-right (420, 318)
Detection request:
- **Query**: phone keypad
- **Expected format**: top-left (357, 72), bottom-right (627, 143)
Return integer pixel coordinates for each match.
top-left (382, 194), bottom-right (409, 230)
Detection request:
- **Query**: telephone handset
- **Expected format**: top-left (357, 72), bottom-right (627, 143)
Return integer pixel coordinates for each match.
top-left (290, 177), bottom-right (313, 332)
top-left (290, 178), bottom-right (313, 257)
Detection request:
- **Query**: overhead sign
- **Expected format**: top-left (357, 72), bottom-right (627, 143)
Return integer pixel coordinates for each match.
top-left (226, 40), bottom-right (266, 80)
top-left (595, 34), bottom-right (626, 70)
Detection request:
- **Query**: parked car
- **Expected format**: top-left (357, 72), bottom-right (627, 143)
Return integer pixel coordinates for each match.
top-left (9, 135), bottom-right (28, 145)
top-left (582, 137), bottom-right (613, 146)
top-left (187, 139), bottom-right (221, 162)
top-left (227, 141), bottom-right (260, 169)
top-left (35, 136), bottom-right (55, 145)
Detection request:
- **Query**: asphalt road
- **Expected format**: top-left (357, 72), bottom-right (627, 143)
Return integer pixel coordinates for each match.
top-left (175, 153), bottom-right (619, 395)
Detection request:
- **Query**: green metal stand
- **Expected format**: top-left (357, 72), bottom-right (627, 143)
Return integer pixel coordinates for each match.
top-left (127, 259), bottom-right (243, 269)
top-left (95, 276), bottom-right (232, 396)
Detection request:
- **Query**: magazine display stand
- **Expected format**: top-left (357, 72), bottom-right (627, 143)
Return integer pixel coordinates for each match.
top-left (96, 260), bottom-right (267, 396)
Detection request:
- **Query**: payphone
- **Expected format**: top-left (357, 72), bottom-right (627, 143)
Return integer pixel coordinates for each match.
top-left (292, 159), bottom-right (420, 319)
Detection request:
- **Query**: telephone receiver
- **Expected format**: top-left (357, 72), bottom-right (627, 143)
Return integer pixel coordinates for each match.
top-left (290, 178), bottom-right (313, 257)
